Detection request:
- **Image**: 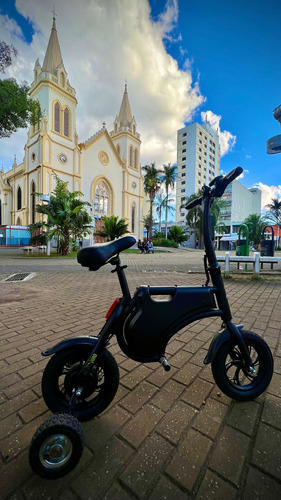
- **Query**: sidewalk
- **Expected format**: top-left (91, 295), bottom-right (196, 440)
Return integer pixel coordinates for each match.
top-left (0, 261), bottom-right (281, 499)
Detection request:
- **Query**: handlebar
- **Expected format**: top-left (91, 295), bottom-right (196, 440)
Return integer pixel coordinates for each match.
top-left (184, 166), bottom-right (243, 210)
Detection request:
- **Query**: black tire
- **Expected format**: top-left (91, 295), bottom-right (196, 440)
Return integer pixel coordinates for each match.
top-left (42, 346), bottom-right (119, 421)
top-left (211, 331), bottom-right (273, 401)
top-left (29, 414), bottom-right (83, 479)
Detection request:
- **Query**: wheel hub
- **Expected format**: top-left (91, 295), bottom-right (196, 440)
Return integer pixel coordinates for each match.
top-left (40, 434), bottom-right (73, 468)
top-left (64, 362), bottom-right (99, 399)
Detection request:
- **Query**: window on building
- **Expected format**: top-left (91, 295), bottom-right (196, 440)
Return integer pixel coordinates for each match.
top-left (60, 73), bottom-right (65, 87)
top-left (199, 147), bottom-right (202, 152)
top-left (198, 180), bottom-right (201, 185)
top-left (64, 108), bottom-right (69, 137)
top-left (95, 182), bottom-right (110, 215)
top-left (134, 149), bottom-right (138, 169)
top-left (182, 157), bottom-right (186, 161)
top-left (17, 186), bottom-right (22, 210)
top-left (199, 156), bottom-right (201, 160)
top-left (198, 172), bottom-right (201, 176)
top-left (182, 173), bottom-right (185, 177)
top-left (181, 181), bottom-right (185, 185)
top-left (205, 136), bottom-right (207, 140)
top-left (182, 165), bottom-right (186, 169)
top-left (31, 182), bottom-right (36, 224)
top-left (182, 140), bottom-right (186, 145)
top-left (116, 144), bottom-right (120, 155)
top-left (180, 212), bottom-right (184, 216)
top-left (181, 189), bottom-right (185, 193)
top-left (182, 132), bottom-right (186, 137)
top-left (182, 149), bottom-right (186, 153)
top-left (199, 139), bottom-right (202, 144)
top-left (54, 102), bottom-right (60, 133)
top-left (199, 131), bottom-right (202, 136)
top-left (131, 205), bottom-right (135, 233)
top-left (129, 146), bottom-right (133, 167)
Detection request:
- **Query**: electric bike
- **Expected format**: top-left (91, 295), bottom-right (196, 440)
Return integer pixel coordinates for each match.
top-left (29, 166), bottom-right (273, 478)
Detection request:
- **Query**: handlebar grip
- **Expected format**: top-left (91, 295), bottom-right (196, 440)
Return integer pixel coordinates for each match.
top-left (185, 196), bottom-right (202, 209)
top-left (222, 166), bottom-right (243, 186)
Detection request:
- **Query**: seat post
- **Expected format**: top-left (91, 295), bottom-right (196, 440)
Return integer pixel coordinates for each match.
top-left (110, 256), bottom-right (131, 301)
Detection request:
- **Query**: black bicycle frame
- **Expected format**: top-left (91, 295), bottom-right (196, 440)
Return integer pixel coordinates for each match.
top-left (75, 182), bottom-right (253, 376)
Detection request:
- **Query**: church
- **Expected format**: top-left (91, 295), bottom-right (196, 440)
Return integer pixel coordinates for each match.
top-left (0, 17), bottom-right (145, 241)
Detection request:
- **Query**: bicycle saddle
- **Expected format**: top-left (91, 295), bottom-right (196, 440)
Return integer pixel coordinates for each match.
top-left (77, 236), bottom-right (136, 271)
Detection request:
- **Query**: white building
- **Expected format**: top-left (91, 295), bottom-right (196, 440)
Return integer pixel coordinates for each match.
top-left (220, 180), bottom-right (262, 234)
top-left (176, 122), bottom-right (221, 224)
top-left (0, 17), bottom-right (145, 240)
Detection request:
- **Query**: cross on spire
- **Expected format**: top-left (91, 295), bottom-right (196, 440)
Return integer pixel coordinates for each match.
top-left (51, 7), bottom-right (57, 20)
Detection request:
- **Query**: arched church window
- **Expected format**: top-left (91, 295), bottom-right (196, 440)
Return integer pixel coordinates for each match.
top-left (129, 146), bottom-right (133, 167)
top-left (116, 144), bottom-right (120, 156)
top-left (0, 199), bottom-right (2, 225)
top-left (64, 108), bottom-right (69, 137)
top-left (60, 72), bottom-right (65, 87)
top-left (131, 204), bottom-right (136, 233)
top-left (54, 102), bottom-right (60, 133)
top-left (94, 182), bottom-right (110, 216)
top-left (133, 124), bottom-right (136, 135)
top-left (31, 182), bottom-right (36, 224)
top-left (17, 186), bottom-right (22, 210)
top-left (16, 217), bottom-right (21, 225)
top-left (114, 123), bottom-right (117, 133)
top-left (134, 149), bottom-right (138, 169)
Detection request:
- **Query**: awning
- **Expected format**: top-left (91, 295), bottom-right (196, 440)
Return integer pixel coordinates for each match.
top-left (220, 235), bottom-right (238, 242)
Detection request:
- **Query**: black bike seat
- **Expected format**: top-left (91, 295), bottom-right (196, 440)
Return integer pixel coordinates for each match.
top-left (77, 236), bottom-right (136, 271)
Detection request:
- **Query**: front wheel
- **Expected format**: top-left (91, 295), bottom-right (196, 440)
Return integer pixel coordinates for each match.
top-left (211, 331), bottom-right (273, 401)
top-left (42, 346), bottom-right (119, 421)
top-left (29, 414), bottom-right (83, 479)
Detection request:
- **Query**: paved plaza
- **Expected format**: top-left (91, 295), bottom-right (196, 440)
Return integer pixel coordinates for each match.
top-left (0, 248), bottom-right (281, 499)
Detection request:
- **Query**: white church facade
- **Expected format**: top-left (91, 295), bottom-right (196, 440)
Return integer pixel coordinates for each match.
top-left (0, 17), bottom-right (144, 240)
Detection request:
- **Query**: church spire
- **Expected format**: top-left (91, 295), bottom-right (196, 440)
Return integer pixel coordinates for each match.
top-left (42, 16), bottom-right (63, 74)
top-left (118, 83), bottom-right (133, 127)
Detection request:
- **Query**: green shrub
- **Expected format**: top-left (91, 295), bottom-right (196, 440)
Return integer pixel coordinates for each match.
top-left (153, 238), bottom-right (178, 248)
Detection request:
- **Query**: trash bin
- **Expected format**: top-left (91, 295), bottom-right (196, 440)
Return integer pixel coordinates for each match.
top-left (236, 224), bottom-right (249, 256)
top-left (260, 226), bottom-right (274, 256)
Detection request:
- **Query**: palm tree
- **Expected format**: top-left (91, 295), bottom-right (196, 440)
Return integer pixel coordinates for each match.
top-left (30, 174), bottom-right (91, 254)
top-left (94, 215), bottom-right (129, 241)
top-left (155, 192), bottom-right (175, 233)
top-left (160, 163), bottom-right (177, 238)
top-left (183, 191), bottom-right (203, 247)
top-left (266, 198), bottom-right (281, 248)
top-left (243, 213), bottom-right (269, 247)
top-left (142, 215), bottom-right (151, 239)
top-left (168, 225), bottom-right (188, 246)
top-left (143, 163), bottom-right (163, 238)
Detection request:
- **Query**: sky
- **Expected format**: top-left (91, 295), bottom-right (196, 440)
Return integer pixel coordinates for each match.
top-left (0, 0), bottom-right (281, 208)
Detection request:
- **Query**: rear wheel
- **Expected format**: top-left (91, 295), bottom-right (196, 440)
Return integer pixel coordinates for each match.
top-left (29, 414), bottom-right (83, 479)
top-left (42, 346), bottom-right (119, 421)
top-left (211, 331), bottom-right (273, 401)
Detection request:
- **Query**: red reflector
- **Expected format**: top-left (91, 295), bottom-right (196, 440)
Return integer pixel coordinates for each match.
top-left (106, 298), bottom-right (120, 319)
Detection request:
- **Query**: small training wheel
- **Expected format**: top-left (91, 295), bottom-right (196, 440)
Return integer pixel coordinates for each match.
top-left (29, 413), bottom-right (84, 479)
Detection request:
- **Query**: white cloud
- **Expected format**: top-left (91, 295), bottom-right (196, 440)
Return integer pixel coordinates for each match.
top-left (0, 0), bottom-right (205, 170)
top-left (254, 182), bottom-right (281, 210)
top-left (201, 110), bottom-right (236, 156)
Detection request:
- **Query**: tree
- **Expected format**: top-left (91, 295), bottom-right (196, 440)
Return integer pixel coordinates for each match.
top-left (242, 213), bottom-right (269, 247)
top-left (155, 192), bottom-right (175, 233)
top-left (183, 193), bottom-right (226, 248)
top-left (0, 41), bottom-right (41, 138)
top-left (160, 163), bottom-right (177, 238)
top-left (94, 215), bottom-right (129, 241)
top-left (142, 215), bottom-right (151, 239)
top-left (29, 174), bottom-right (91, 255)
top-left (143, 163), bottom-right (163, 238)
top-left (168, 226), bottom-right (188, 246)
top-left (183, 191), bottom-right (203, 247)
top-left (0, 42), bottom-right (17, 73)
top-left (265, 198), bottom-right (281, 248)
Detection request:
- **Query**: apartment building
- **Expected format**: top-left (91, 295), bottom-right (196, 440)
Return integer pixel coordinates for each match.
top-left (220, 180), bottom-right (262, 233)
top-left (176, 122), bottom-right (221, 225)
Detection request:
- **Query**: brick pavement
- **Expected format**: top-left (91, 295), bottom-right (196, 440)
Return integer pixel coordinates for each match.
top-left (0, 256), bottom-right (281, 499)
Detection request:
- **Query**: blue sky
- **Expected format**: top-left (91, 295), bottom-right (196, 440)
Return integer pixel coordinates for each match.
top-left (151, 0), bottom-right (281, 189)
top-left (0, 0), bottom-right (280, 206)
